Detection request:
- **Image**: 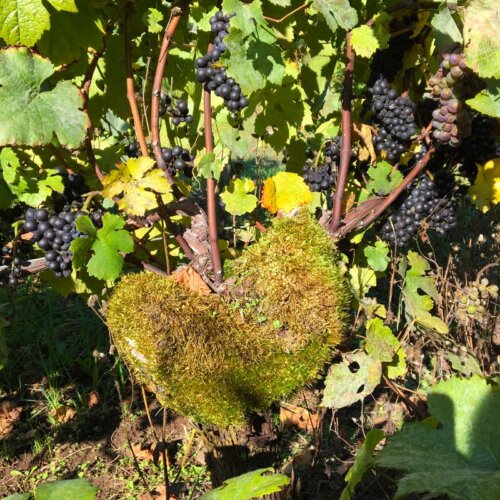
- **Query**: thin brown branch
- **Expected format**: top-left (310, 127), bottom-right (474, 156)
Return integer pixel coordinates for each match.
top-left (49, 145), bottom-right (76, 175)
top-left (203, 49), bottom-right (223, 286)
top-left (330, 31), bottom-right (354, 233)
top-left (151, 6), bottom-right (184, 190)
top-left (124, 3), bottom-right (149, 157)
top-left (332, 146), bottom-right (436, 239)
top-left (263, 2), bottom-right (310, 23)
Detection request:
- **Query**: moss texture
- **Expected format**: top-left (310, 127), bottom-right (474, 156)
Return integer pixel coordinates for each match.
top-left (107, 211), bottom-right (349, 427)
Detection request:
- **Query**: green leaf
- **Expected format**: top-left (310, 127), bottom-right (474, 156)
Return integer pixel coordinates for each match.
top-left (35, 478), bottom-right (97, 500)
top-left (3, 494), bottom-right (30, 500)
top-left (340, 429), bottom-right (385, 500)
top-left (322, 351), bottom-right (382, 409)
top-left (366, 161), bottom-right (403, 196)
top-left (0, 148), bottom-right (64, 206)
top-left (200, 468), bottom-right (289, 500)
top-left (310, 0), bottom-right (358, 33)
top-left (0, 48), bottom-right (87, 148)
top-left (466, 79), bottom-right (500, 118)
top-left (220, 178), bottom-right (258, 216)
top-left (463, 0), bottom-right (500, 78)
top-left (0, 0), bottom-right (77, 46)
top-left (349, 265), bottom-right (377, 300)
top-left (72, 213), bottom-right (134, 282)
top-left (401, 251), bottom-right (448, 334)
top-left (144, 8), bottom-right (164, 33)
top-left (222, 0), bottom-right (267, 38)
top-left (430, 5), bottom-right (462, 52)
top-left (350, 25), bottom-right (381, 59)
top-left (375, 376), bottom-right (500, 500)
top-left (364, 241), bottom-right (390, 272)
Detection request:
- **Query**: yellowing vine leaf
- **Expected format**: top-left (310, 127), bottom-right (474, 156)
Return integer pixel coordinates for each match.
top-left (261, 172), bottom-right (312, 214)
top-left (102, 157), bottom-right (172, 216)
top-left (220, 178), bottom-right (258, 216)
top-left (468, 158), bottom-right (500, 212)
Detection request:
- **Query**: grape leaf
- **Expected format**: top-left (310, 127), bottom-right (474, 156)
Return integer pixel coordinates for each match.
top-left (222, 0), bottom-right (267, 38)
top-left (0, 0), bottom-right (77, 46)
top-left (430, 4), bottom-right (462, 52)
top-left (71, 214), bottom-right (134, 282)
top-left (200, 468), bottom-right (289, 500)
top-left (340, 429), bottom-right (385, 500)
top-left (102, 157), bottom-right (173, 216)
top-left (220, 178), bottom-right (258, 216)
top-left (311, 0), bottom-right (358, 33)
top-left (265, 0), bottom-right (292, 6)
top-left (349, 265), bottom-right (377, 300)
top-left (463, 0), bottom-right (500, 78)
top-left (0, 47), bottom-right (87, 149)
top-left (375, 376), bottom-right (500, 500)
top-left (144, 8), bottom-right (163, 33)
top-left (36, 478), bottom-right (97, 500)
top-left (350, 25), bottom-right (382, 59)
top-left (401, 251), bottom-right (448, 334)
top-left (468, 158), bottom-right (500, 213)
top-left (0, 147), bottom-right (64, 206)
top-left (366, 161), bottom-right (403, 195)
top-left (261, 172), bottom-right (312, 214)
top-left (322, 351), bottom-right (382, 409)
top-left (364, 241), bottom-right (389, 272)
top-left (365, 318), bottom-right (406, 379)
top-left (466, 79), bottom-right (500, 118)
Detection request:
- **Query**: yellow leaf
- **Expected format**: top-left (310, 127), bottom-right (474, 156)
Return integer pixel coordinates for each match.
top-left (468, 158), bottom-right (500, 213)
top-left (102, 156), bottom-right (172, 216)
top-left (261, 172), bottom-right (312, 214)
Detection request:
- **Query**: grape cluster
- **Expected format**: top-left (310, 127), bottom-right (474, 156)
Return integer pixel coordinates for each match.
top-left (458, 114), bottom-right (500, 180)
top-left (24, 207), bottom-right (101, 277)
top-left (380, 175), bottom-right (457, 246)
top-left (195, 11), bottom-right (249, 113)
top-left (0, 240), bottom-right (32, 287)
top-left (370, 77), bottom-right (418, 163)
top-left (161, 146), bottom-right (194, 178)
top-left (124, 142), bottom-right (141, 158)
top-left (302, 137), bottom-right (346, 192)
top-left (52, 170), bottom-right (88, 212)
top-left (429, 50), bottom-right (474, 146)
top-left (159, 94), bottom-right (193, 126)
top-left (456, 278), bottom-right (498, 326)
top-left (370, 32), bottom-right (413, 85)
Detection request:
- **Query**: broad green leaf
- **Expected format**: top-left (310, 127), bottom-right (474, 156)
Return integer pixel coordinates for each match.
top-left (3, 494), bottom-right (30, 500)
top-left (431, 5), bottom-right (462, 52)
top-left (144, 8), bottom-right (163, 33)
top-left (375, 376), bottom-right (500, 500)
top-left (466, 79), bottom-right (500, 118)
top-left (71, 213), bottom-right (134, 282)
top-left (340, 429), bottom-right (385, 500)
top-left (102, 157), bottom-right (172, 216)
top-left (222, 0), bottom-right (267, 38)
top-left (350, 25), bottom-right (381, 58)
top-left (463, 0), bottom-right (500, 78)
top-left (220, 178), bottom-right (258, 216)
top-left (468, 158), bottom-right (500, 212)
top-left (0, 0), bottom-right (77, 46)
top-left (349, 265), bottom-right (377, 299)
top-left (261, 172), bottom-right (312, 214)
top-left (322, 351), bottom-right (382, 409)
top-left (366, 161), bottom-right (403, 195)
top-left (196, 152), bottom-right (225, 181)
top-left (364, 241), bottom-right (389, 272)
top-left (0, 48), bottom-right (87, 149)
top-left (35, 478), bottom-right (97, 500)
top-left (200, 468), bottom-right (289, 500)
top-left (310, 0), bottom-right (358, 33)
top-left (401, 251), bottom-right (448, 334)
top-left (0, 147), bottom-right (64, 206)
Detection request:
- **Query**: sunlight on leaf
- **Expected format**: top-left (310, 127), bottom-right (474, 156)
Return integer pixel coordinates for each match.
top-left (261, 172), bottom-right (312, 214)
top-left (468, 158), bottom-right (500, 213)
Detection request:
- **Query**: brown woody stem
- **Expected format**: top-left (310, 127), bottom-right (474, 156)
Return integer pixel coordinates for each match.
top-left (330, 31), bottom-right (354, 233)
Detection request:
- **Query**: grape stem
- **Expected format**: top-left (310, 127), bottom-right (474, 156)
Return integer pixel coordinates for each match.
top-left (332, 146), bottom-right (436, 239)
top-left (330, 31), bottom-right (354, 233)
top-left (151, 5), bottom-right (186, 195)
top-left (204, 44), bottom-right (223, 286)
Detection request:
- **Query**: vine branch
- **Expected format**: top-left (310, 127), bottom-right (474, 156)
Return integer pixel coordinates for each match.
top-left (203, 45), bottom-right (223, 286)
top-left (330, 31), bottom-right (354, 233)
top-left (263, 2), bottom-right (311, 23)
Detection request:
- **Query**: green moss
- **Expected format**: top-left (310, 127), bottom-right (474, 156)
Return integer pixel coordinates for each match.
top-left (107, 211), bottom-right (349, 427)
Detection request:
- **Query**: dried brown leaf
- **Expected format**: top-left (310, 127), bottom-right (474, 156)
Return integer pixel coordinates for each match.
top-left (49, 406), bottom-right (76, 424)
top-left (172, 266), bottom-right (211, 296)
top-left (280, 404), bottom-right (319, 433)
top-left (87, 390), bottom-right (100, 408)
top-left (353, 122), bottom-right (377, 163)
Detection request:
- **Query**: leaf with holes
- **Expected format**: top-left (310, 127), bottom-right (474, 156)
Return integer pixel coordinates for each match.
top-left (321, 351), bottom-right (382, 409)
top-left (0, 47), bottom-right (87, 148)
top-left (375, 376), bottom-right (500, 500)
